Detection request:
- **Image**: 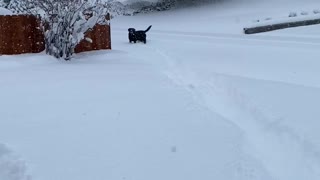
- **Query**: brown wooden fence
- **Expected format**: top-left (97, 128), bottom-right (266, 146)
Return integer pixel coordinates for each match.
top-left (0, 14), bottom-right (111, 55)
top-left (0, 15), bottom-right (45, 55)
top-left (75, 24), bottom-right (111, 53)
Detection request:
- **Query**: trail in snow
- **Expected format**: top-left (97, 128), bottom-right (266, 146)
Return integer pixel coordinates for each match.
top-left (112, 32), bottom-right (274, 180)
top-left (151, 44), bottom-right (320, 180)
top-left (112, 28), bottom-right (320, 180)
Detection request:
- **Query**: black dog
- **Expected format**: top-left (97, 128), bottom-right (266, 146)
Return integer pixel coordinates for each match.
top-left (128, 25), bottom-right (152, 44)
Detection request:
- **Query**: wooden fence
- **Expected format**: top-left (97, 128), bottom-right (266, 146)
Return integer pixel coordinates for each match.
top-left (0, 14), bottom-right (111, 55)
top-left (75, 24), bottom-right (111, 53)
top-left (0, 15), bottom-right (44, 55)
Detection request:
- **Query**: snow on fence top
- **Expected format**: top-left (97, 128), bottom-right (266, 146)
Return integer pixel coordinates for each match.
top-left (244, 10), bottom-right (320, 34)
top-left (0, 7), bottom-right (12, 15)
top-left (246, 12), bottom-right (320, 28)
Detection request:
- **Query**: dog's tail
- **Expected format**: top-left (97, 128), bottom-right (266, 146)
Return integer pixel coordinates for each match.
top-left (144, 25), bottom-right (152, 33)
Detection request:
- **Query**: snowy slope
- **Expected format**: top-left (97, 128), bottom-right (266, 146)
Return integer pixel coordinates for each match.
top-left (1, 0), bottom-right (320, 180)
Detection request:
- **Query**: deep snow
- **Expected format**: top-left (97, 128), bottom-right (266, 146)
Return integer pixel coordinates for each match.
top-left (1, 0), bottom-right (320, 180)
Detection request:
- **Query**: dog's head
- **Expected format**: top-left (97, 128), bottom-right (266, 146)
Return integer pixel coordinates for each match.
top-left (128, 28), bottom-right (136, 34)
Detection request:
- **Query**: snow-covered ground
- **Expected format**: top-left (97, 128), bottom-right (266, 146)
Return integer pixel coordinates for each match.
top-left (1, 0), bottom-right (320, 180)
